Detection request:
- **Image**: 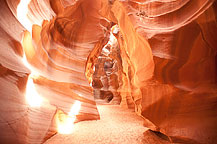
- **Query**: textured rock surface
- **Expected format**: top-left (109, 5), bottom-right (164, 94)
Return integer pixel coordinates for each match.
top-left (0, 0), bottom-right (217, 143)
top-left (0, 0), bottom-right (102, 143)
top-left (117, 0), bottom-right (217, 143)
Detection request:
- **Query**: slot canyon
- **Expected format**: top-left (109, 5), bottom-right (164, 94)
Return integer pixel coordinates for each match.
top-left (0, 0), bottom-right (217, 143)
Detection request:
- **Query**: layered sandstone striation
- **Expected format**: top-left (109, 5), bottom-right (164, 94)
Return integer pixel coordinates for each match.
top-left (109, 0), bottom-right (217, 143)
top-left (1, 0), bottom-right (104, 143)
top-left (0, 0), bottom-right (217, 143)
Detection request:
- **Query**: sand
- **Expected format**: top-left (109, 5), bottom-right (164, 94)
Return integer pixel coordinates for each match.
top-left (45, 104), bottom-right (148, 144)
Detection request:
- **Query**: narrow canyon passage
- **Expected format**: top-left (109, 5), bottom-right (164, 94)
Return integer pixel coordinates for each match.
top-left (1, 0), bottom-right (217, 143)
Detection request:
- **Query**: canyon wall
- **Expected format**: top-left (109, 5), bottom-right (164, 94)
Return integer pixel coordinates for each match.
top-left (106, 0), bottom-right (217, 143)
top-left (0, 0), bottom-right (104, 143)
top-left (0, 0), bottom-right (217, 143)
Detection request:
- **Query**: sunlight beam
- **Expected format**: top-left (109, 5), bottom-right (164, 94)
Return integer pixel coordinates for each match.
top-left (17, 0), bottom-right (32, 32)
top-left (57, 101), bottom-right (81, 134)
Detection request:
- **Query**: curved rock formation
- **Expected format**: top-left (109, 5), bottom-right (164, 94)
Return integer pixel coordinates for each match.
top-left (109, 0), bottom-right (217, 143)
top-left (0, 0), bottom-right (217, 143)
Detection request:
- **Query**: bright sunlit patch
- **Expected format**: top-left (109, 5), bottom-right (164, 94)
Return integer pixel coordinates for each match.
top-left (68, 100), bottom-right (81, 116)
top-left (22, 28), bottom-right (42, 107)
top-left (111, 24), bottom-right (119, 34)
top-left (25, 74), bottom-right (43, 107)
top-left (18, 0), bottom-right (44, 108)
top-left (107, 24), bottom-right (119, 47)
top-left (17, 0), bottom-right (32, 32)
top-left (57, 101), bottom-right (81, 134)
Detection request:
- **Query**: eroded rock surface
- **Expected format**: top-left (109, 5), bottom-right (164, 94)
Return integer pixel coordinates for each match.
top-left (0, 0), bottom-right (217, 143)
